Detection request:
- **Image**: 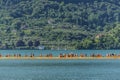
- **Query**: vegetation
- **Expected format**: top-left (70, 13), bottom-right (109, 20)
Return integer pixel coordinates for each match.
top-left (0, 0), bottom-right (120, 49)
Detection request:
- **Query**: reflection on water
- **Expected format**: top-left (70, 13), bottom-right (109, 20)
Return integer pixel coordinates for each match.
top-left (0, 60), bottom-right (119, 80)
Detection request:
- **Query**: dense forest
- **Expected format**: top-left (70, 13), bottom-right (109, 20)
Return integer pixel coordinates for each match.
top-left (0, 0), bottom-right (120, 49)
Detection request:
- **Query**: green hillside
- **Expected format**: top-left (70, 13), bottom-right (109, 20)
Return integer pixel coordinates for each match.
top-left (0, 0), bottom-right (120, 49)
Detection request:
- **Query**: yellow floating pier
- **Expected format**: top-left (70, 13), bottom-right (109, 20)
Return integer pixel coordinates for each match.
top-left (0, 57), bottom-right (120, 60)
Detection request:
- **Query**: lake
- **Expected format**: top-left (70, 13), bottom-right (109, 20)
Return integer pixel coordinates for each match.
top-left (0, 50), bottom-right (120, 56)
top-left (0, 50), bottom-right (120, 80)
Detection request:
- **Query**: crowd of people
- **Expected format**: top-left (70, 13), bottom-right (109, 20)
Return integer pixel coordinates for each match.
top-left (0, 53), bottom-right (119, 58)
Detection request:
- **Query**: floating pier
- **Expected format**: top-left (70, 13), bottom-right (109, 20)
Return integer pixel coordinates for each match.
top-left (0, 56), bottom-right (120, 60)
top-left (0, 53), bottom-right (119, 60)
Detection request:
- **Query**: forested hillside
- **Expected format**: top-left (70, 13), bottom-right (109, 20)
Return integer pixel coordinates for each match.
top-left (0, 0), bottom-right (120, 49)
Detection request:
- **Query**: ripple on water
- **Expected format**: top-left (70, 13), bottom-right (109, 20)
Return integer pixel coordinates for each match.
top-left (0, 60), bottom-right (119, 80)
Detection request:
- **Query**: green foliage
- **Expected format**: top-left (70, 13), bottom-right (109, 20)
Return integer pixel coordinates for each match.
top-left (28, 40), bottom-right (33, 47)
top-left (0, 0), bottom-right (120, 49)
top-left (34, 40), bottom-right (40, 47)
top-left (16, 40), bottom-right (26, 47)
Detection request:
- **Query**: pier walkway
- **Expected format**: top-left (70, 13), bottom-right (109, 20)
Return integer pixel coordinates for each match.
top-left (0, 57), bottom-right (120, 60)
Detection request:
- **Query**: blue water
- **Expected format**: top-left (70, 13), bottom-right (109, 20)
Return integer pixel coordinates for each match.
top-left (0, 50), bottom-right (120, 80)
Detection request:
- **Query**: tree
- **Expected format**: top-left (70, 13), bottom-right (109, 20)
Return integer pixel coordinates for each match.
top-left (4, 43), bottom-right (9, 49)
top-left (34, 40), bottom-right (40, 47)
top-left (16, 40), bottom-right (25, 47)
top-left (19, 31), bottom-right (25, 37)
top-left (28, 40), bottom-right (33, 47)
top-left (81, 39), bottom-right (93, 49)
top-left (13, 20), bottom-right (22, 30)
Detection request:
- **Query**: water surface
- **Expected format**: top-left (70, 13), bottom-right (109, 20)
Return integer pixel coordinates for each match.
top-left (0, 50), bottom-right (119, 80)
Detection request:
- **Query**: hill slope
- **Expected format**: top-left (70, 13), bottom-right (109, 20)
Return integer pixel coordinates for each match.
top-left (0, 0), bottom-right (120, 49)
